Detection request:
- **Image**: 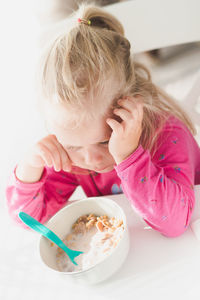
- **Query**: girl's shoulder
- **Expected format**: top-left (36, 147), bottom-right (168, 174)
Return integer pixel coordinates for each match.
top-left (152, 115), bottom-right (196, 158)
top-left (161, 115), bottom-right (192, 137)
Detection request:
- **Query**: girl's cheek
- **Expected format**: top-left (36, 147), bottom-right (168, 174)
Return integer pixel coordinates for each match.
top-left (67, 151), bottom-right (82, 164)
top-left (67, 147), bottom-right (111, 164)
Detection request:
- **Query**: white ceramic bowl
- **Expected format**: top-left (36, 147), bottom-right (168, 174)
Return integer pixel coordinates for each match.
top-left (39, 196), bottom-right (129, 285)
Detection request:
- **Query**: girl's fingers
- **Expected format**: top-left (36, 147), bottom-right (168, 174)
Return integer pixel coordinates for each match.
top-left (119, 97), bottom-right (143, 111)
top-left (48, 142), bottom-right (62, 171)
top-left (118, 99), bottom-right (143, 124)
top-left (134, 102), bottom-right (144, 124)
top-left (106, 118), bottom-right (122, 134)
top-left (39, 140), bottom-right (61, 171)
top-left (37, 144), bottom-right (54, 168)
top-left (118, 97), bottom-right (136, 113)
top-left (53, 139), bottom-right (72, 171)
top-left (113, 108), bottom-right (133, 121)
top-left (32, 135), bottom-right (72, 172)
top-left (138, 102), bottom-right (144, 116)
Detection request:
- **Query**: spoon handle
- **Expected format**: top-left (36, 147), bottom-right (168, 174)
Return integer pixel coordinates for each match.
top-left (19, 212), bottom-right (70, 254)
top-left (19, 212), bottom-right (63, 246)
top-left (19, 212), bottom-right (83, 265)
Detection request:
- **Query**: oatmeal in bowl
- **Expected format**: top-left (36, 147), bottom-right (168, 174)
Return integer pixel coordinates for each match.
top-left (39, 197), bottom-right (129, 285)
top-left (56, 213), bottom-right (125, 272)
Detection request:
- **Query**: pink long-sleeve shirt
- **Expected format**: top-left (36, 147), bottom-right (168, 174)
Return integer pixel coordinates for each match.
top-left (6, 117), bottom-right (200, 237)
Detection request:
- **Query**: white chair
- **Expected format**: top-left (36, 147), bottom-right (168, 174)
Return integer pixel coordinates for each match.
top-left (182, 72), bottom-right (200, 127)
top-left (106, 0), bottom-right (200, 53)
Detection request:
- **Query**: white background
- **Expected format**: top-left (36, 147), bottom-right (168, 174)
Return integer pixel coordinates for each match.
top-left (0, 1), bottom-right (46, 198)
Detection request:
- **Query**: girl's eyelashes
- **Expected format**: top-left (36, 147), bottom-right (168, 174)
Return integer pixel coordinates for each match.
top-left (66, 146), bottom-right (81, 151)
top-left (99, 140), bottom-right (109, 145)
top-left (65, 140), bottom-right (109, 151)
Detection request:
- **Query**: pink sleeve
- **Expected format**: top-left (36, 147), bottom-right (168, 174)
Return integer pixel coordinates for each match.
top-left (5, 166), bottom-right (79, 228)
top-left (115, 123), bottom-right (196, 237)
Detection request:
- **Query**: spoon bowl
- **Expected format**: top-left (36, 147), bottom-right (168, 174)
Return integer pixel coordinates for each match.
top-left (18, 212), bottom-right (83, 265)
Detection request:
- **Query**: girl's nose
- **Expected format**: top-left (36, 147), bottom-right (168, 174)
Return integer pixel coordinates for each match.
top-left (84, 149), bottom-right (103, 165)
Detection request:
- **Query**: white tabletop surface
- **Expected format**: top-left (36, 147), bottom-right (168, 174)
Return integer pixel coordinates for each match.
top-left (1, 186), bottom-right (200, 300)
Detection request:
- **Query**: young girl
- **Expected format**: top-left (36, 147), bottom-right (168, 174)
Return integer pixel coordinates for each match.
top-left (6, 4), bottom-right (200, 237)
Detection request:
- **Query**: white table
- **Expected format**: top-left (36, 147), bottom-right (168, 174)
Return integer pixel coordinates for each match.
top-left (1, 187), bottom-right (200, 300)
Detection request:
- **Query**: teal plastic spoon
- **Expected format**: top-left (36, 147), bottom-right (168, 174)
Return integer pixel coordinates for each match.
top-left (18, 211), bottom-right (83, 265)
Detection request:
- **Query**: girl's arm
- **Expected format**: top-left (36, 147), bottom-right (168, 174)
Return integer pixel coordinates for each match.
top-left (5, 166), bottom-right (79, 228)
top-left (115, 123), bottom-right (198, 237)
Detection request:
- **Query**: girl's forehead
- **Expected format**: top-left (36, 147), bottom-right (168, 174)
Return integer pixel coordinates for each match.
top-left (43, 82), bottom-right (120, 145)
top-left (47, 113), bottom-right (111, 147)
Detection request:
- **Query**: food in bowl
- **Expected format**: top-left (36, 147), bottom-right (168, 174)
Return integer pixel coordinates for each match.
top-left (39, 197), bottom-right (129, 285)
top-left (55, 213), bottom-right (124, 272)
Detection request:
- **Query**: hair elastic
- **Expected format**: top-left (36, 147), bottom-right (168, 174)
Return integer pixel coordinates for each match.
top-left (77, 18), bottom-right (91, 25)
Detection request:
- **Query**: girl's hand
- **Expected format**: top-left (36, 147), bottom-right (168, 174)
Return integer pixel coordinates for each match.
top-left (106, 97), bottom-right (143, 164)
top-left (23, 134), bottom-right (72, 172)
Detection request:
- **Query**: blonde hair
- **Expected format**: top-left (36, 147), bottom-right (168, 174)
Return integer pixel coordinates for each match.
top-left (38, 3), bottom-right (196, 154)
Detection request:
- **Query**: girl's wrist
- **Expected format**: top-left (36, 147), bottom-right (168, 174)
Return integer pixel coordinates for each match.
top-left (114, 148), bottom-right (138, 165)
top-left (114, 154), bottom-right (130, 165)
top-left (15, 162), bottom-right (44, 183)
